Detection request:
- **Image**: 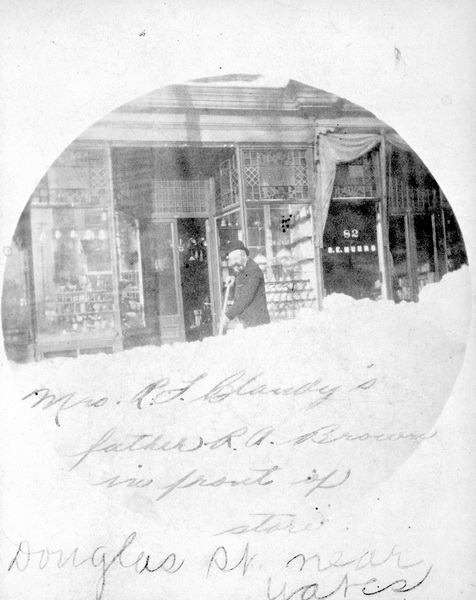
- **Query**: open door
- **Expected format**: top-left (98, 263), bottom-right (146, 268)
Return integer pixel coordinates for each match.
top-left (141, 220), bottom-right (185, 344)
top-left (177, 218), bottom-right (214, 342)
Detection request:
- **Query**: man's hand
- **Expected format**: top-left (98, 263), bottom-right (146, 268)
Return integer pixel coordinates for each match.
top-left (225, 275), bottom-right (235, 287)
top-left (220, 314), bottom-right (230, 328)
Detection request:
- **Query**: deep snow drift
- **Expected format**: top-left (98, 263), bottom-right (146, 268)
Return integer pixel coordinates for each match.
top-left (6, 266), bottom-right (472, 512)
top-left (10, 265), bottom-right (471, 407)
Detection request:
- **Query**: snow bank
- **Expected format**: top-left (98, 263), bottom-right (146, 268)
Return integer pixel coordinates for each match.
top-left (322, 265), bottom-right (471, 345)
top-left (416, 264), bottom-right (472, 345)
top-left (9, 267), bottom-right (471, 431)
top-left (5, 266), bottom-right (472, 516)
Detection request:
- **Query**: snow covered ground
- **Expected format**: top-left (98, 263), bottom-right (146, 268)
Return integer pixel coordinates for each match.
top-left (6, 266), bottom-right (472, 513)
top-left (1, 265), bottom-right (472, 600)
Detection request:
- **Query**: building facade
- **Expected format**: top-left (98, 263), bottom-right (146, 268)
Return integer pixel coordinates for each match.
top-left (1, 80), bottom-right (467, 360)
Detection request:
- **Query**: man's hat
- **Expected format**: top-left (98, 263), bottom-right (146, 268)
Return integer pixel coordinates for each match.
top-left (225, 239), bottom-right (249, 257)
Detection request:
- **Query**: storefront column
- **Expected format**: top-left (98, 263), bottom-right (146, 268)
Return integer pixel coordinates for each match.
top-left (312, 205), bottom-right (324, 310)
top-left (434, 188), bottom-right (449, 279)
top-left (405, 201), bottom-right (419, 301)
top-left (207, 176), bottom-right (221, 334)
top-left (235, 146), bottom-right (248, 246)
top-left (106, 143), bottom-right (124, 352)
top-left (310, 148), bottom-right (324, 310)
top-left (377, 135), bottom-right (391, 300)
top-left (441, 212), bottom-right (450, 273)
top-left (430, 190), bottom-right (441, 282)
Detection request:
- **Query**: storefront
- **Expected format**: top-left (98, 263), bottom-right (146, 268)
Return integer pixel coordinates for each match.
top-left (322, 150), bottom-right (381, 299)
top-left (385, 142), bottom-right (453, 302)
top-left (1, 81), bottom-right (467, 360)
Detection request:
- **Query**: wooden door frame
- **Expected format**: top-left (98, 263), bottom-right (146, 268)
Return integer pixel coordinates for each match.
top-left (205, 216), bottom-right (220, 335)
top-left (147, 217), bottom-right (186, 344)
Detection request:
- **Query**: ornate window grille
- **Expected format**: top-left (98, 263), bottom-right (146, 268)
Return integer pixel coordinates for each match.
top-left (387, 144), bottom-right (437, 216)
top-left (410, 187), bottom-right (436, 214)
top-left (215, 155), bottom-right (239, 213)
top-left (332, 153), bottom-right (378, 200)
top-left (242, 149), bottom-right (309, 202)
top-left (388, 177), bottom-right (408, 215)
top-left (29, 176), bottom-right (49, 205)
top-left (153, 180), bottom-right (208, 215)
top-left (29, 147), bottom-right (110, 206)
top-left (388, 178), bottom-right (437, 216)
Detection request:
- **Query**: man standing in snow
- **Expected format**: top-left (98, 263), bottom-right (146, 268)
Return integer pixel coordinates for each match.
top-left (220, 240), bottom-right (270, 331)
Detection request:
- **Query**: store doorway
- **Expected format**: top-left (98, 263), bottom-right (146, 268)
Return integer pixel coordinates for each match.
top-left (322, 200), bottom-right (380, 300)
top-left (177, 218), bottom-right (213, 342)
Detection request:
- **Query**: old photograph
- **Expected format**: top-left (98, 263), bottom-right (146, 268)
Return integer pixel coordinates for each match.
top-left (1, 2), bottom-right (474, 599)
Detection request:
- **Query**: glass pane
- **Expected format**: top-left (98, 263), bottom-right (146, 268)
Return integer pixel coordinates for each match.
top-left (154, 222), bottom-right (178, 316)
top-left (242, 149), bottom-right (309, 201)
top-left (246, 207), bottom-right (265, 260)
top-left (30, 147), bottom-right (110, 206)
top-left (388, 215), bottom-right (411, 301)
top-left (1, 239), bottom-right (31, 348)
top-left (31, 207), bottom-right (116, 336)
top-left (115, 212), bottom-right (145, 330)
top-left (333, 152), bottom-right (378, 199)
top-left (267, 205), bottom-right (317, 319)
top-left (245, 204), bottom-right (317, 320)
top-left (215, 156), bottom-right (239, 212)
top-left (413, 214), bottom-right (437, 290)
top-left (441, 207), bottom-right (468, 272)
top-left (216, 210), bottom-right (242, 286)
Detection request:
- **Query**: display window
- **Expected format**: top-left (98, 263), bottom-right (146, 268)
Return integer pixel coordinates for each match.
top-left (245, 203), bottom-right (317, 320)
top-left (215, 156), bottom-right (239, 213)
top-left (30, 207), bottom-right (118, 338)
top-left (413, 213), bottom-right (438, 290)
top-left (441, 206), bottom-right (467, 272)
top-left (241, 149), bottom-right (309, 202)
top-left (115, 212), bottom-right (145, 332)
top-left (388, 215), bottom-right (412, 302)
top-left (141, 221), bottom-right (179, 318)
top-left (216, 210), bottom-right (243, 285)
top-left (1, 233), bottom-right (32, 359)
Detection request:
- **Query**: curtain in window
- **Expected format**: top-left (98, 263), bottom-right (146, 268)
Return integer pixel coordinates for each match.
top-left (316, 133), bottom-right (381, 241)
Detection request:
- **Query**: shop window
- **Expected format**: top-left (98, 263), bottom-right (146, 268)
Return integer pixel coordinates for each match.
top-left (115, 212), bottom-right (145, 332)
top-left (153, 180), bottom-right (209, 215)
top-left (414, 213), bottom-right (438, 289)
top-left (245, 204), bottom-right (317, 320)
top-left (139, 220), bottom-right (184, 344)
top-left (388, 177), bottom-right (408, 215)
top-left (388, 215), bottom-right (411, 301)
top-left (1, 234), bottom-right (32, 359)
top-left (410, 187), bottom-right (435, 215)
top-left (333, 153), bottom-right (378, 199)
top-left (151, 222), bottom-right (178, 316)
top-left (30, 148), bottom-right (110, 206)
top-left (30, 207), bottom-right (118, 337)
top-left (215, 156), bottom-right (239, 212)
top-left (216, 210), bottom-right (242, 286)
top-left (441, 204), bottom-right (468, 272)
top-left (242, 149), bottom-right (309, 202)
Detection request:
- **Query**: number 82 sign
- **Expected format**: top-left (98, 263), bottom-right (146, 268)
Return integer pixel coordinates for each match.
top-left (343, 228), bottom-right (359, 239)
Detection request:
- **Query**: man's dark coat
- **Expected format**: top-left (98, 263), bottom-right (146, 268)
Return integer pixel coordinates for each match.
top-left (225, 258), bottom-right (270, 328)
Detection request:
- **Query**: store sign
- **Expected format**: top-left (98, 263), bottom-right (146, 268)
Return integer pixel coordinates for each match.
top-left (327, 244), bottom-right (377, 254)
